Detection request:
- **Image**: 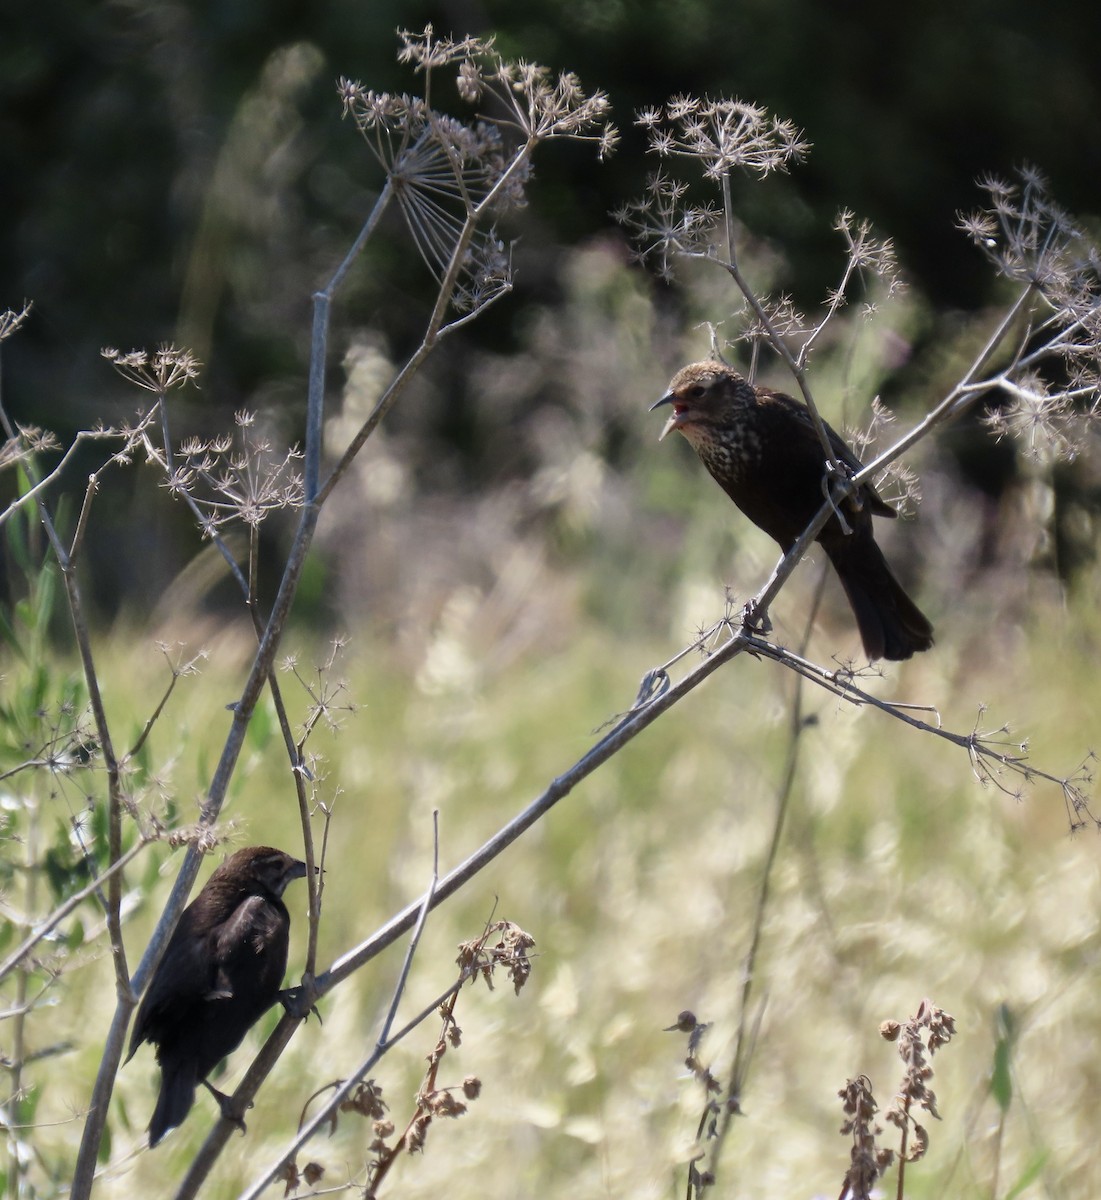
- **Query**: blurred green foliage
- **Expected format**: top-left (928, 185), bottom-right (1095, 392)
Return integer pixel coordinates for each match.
top-left (3, 0), bottom-right (1100, 616)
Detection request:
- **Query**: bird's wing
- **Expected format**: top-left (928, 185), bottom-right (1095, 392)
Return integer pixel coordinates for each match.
top-left (128, 909), bottom-right (211, 1056)
top-left (761, 388), bottom-right (897, 518)
top-left (207, 895), bottom-right (284, 1000)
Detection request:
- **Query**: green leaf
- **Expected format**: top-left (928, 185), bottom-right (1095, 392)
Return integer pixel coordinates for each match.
top-left (991, 1004), bottom-right (1016, 1112)
top-left (0, 602), bottom-right (27, 661)
top-left (248, 697), bottom-right (273, 752)
top-left (1004, 1150), bottom-right (1048, 1200)
top-left (34, 562), bottom-right (58, 633)
top-left (17, 1084), bottom-right (40, 1125)
top-left (97, 1120), bottom-right (112, 1164)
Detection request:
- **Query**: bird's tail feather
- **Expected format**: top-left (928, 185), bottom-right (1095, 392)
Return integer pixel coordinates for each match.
top-left (828, 538), bottom-right (934, 662)
top-left (149, 1061), bottom-right (198, 1147)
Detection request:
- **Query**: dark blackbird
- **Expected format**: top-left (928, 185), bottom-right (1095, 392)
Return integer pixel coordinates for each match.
top-left (652, 360), bottom-right (934, 661)
top-left (128, 846), bottom-right (308, 1146)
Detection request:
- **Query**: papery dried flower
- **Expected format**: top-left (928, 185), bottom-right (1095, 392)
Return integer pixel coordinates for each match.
top-left (637, 96), bottom-right (809, 181)
top-left (0, 302), bottom-right (33, 342)
top-left (102, 345), bottom-right (201, 394)
top-left (837, 1075), bottom-right (887, 1200)
top-left (340, 28), bottom-right (615, 316)
top-left (613, 172), bottom-right (719, 280)
top-left (835, 209), bottom-right (906, 298)
top-left (984, 376), bottom-right (1082, 463)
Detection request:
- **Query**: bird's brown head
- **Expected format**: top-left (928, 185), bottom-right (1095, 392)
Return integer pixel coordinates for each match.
top-left (650, 360), bottom-right (756, 443)
top-left (209, 846), bottom-right (309, 899)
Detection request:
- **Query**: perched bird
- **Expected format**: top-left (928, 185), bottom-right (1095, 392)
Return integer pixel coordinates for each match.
top-left (652, 360), bottom-right (933, 661)
top-left (128, 846), bottom-right (309, 1147)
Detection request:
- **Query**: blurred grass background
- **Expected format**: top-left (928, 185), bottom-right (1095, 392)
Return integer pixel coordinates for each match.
top-left (4, 2), bottom-right (1101, 1197)
top-left (45, 545), bottom-right (1101, 1199)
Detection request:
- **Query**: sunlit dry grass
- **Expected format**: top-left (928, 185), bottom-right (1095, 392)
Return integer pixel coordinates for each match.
top-left (55, 548), bottom-right (1099, 1199)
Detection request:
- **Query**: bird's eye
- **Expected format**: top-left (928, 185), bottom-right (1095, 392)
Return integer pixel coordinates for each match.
top-left (687, 384), bottom-right (706, 399)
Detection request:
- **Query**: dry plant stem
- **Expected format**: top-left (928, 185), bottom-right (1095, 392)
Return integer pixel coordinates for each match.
top-left (330, 813), bottom-right (442, 1200)
top-left (745, 635), bottom-right (1091, 818)
top-left (0, 841), bottom-right (148, 987)
top-left (166, 631), bottom-right (752, 1200)
top-left (0, 399), bottom-right (144, 1200)
top-left (705, 575), bottom-right (824, 1189)
top-left (0, 429), bottom-right (122, 530)
top-left (854, 280), bottom-right (1038, 486)
top-left (70, 146), bottom-right (400, 1200)
top-left (317, 136), bottom-right (536, 504)
top-left (223, 981), bottom-right (465, 1200)
top-left (127, 654), bottom-right (189, 762)
top-left (370, 992), bottom-right (460, 1197)
top-left (323, 630), bottom-right (750, 991)
top-left (713, 183), bottom-right (835, 468)
top-left (379, 810), bottom-right (440, 1046)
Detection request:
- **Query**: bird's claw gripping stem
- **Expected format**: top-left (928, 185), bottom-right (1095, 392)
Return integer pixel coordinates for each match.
top-left (280, 982), bottom-right (322, 1024)
top-left (740, 599), bottom-right (772, 637)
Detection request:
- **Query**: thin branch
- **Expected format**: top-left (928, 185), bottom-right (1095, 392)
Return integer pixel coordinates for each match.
top-left (853, 282), bottom-right (1039, 485)
top-left (224, 980), bottom-right (465, 1200)
top-left (69, 133), bottom-right (397, 1200)
top-left (0, 429), bottom-right (123, 529)
top-left (0, 840), bottom-right (149, 988)
top-left (380, 810), bottom-right (440, 1047)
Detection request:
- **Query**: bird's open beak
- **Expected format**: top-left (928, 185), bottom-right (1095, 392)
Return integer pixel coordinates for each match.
top-left (649, 391), bottom-right (681, 442)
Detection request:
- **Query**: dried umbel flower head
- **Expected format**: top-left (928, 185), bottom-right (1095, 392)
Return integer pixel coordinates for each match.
top-left (167, 414), bottom-right (305, 533)
top-left (958, 166), bottom-right (1101, 464)
top-left (0, 302), bottom-right (33, 342)
top-left (612, 172), bottom-right (720, 281)
top-left (636, 96), bottom-right (810, 182)
top-left (615, 96), bottom-right (807, 283)
top-left (101, 345), bottom-right (201, 394)
top-left (340, 27), bottom-right (616, 312)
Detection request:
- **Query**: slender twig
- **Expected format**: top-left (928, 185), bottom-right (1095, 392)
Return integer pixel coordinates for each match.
top-left (702, 570), bottom-right (825, 1192)
top-left (853, 282), bottom-right (1038, 486)
top-left (0, 840), bottom-right (149, 988)
top-left (381, 811), bottom-right (440, 1047)
top-left (221, 980), bottom-right (465, 1200)
top-left (69, 147), bottom-right (402, 1200)
top-left (0, 429), bottom-right (123, 529)
top-left (126, 655), bottom-right (188, 762)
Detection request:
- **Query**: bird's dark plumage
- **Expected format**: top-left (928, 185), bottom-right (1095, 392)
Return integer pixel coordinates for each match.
top-left (128, 846), bottom-right (308, 1146)
top-left (653, 360), bottom-right (933, 661)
